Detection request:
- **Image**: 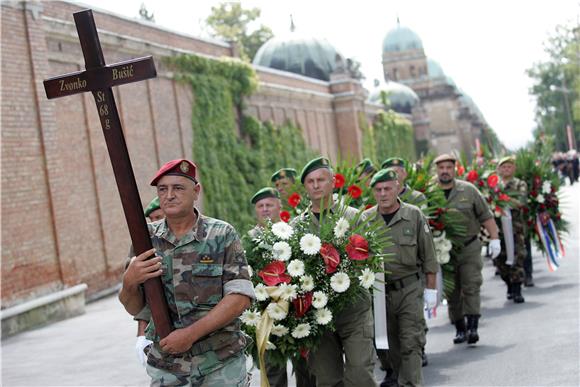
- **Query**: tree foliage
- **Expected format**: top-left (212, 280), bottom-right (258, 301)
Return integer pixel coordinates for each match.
top-left (205, 3), bottom-right (274, 61)
top-left (527, 22), bottom-right (579, 151)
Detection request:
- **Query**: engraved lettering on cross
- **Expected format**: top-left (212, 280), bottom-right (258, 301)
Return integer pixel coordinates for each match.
top-left (42, 9), bottom-right (173, 338)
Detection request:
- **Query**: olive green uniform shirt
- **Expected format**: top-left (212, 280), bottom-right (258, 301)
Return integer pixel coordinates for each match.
top-left (399, 185), bottom-right (427, 207)
top-left (446, 179), bottom-right (493, 242)
top-left (361, 201), bottom-right (438, 280)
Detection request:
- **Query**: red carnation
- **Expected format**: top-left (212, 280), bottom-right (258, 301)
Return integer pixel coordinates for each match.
top-left (527, 219), bottom-right (534, 227)
top-left (280, 211), bottom-right (291, 223)
top-left (347, 185), bottom-right (363, 199)
top-left (487, 174), bottom-right (499, 188)
top-left (530, 190), bottom-right (538, 198)
top-left (539, 204), bottom-right (546, 211)
top-left (456, 165), bottom-right (465, 177)
top-left (320, 243), bottom-right (341, 274)
top-left (365, 203), bottom-right (375, 210)
top-left (466, 170), bottom-right (479, 183)
top-left (522, 206), bottom-right (530, 214)
top-left (334, 173), bottom-right (345, 189)
top-left (533, 175), bottom-right (542, 188)
top-left (345, 234), bottom-right (369, 260)
top-left (288, 192), bottom-right (301, 208)
top-left (293, 292), bottom-right (313, 318)
top-left (300, 347), bottom-right (310, 360)
top-left (478, 180), bottom-right (485, 187)
top-left (258, 261), bottom-right (291, 286)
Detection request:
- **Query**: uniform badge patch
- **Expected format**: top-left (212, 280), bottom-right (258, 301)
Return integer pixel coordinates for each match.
top-left (180, 161), bottom-right (189, 173)
top-left (403, 228), bottom-right (414, 236)
top-left (200, 256), bottom-right (213, 263)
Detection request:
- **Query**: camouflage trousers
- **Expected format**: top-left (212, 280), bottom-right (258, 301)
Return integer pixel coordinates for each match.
top-left (146, 352), bottom-right (249, 387)
top-left (495, 217), bottom-right (526, 284)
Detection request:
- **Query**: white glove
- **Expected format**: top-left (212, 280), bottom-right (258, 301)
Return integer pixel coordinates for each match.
top-left (424, 288), bottom-right (438, 309)
top-left (135, 336), bottom-right (153, 367)
top-left (489, 239), bottom-right (501, 259)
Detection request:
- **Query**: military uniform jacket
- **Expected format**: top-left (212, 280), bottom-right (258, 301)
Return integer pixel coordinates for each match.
top-left (290, 199), bottom-right (359, 230)
top-left (134, 208), bottom-right (255, 370)
top-left (361, 201), bottom-right (438, 281)
top-left (399, 184), bottom-right (427, 207)
top-left (498, 177), bottom-right (528, 234)
top-left (446, 179), bottom-right (493, 242)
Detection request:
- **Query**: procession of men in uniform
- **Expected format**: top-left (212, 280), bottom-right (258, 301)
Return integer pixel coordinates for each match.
top-left (121, 152), bottom-right (544, 387)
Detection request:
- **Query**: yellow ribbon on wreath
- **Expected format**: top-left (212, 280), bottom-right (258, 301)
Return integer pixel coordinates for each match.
top-left (255, 286), bottom-right (289, 387)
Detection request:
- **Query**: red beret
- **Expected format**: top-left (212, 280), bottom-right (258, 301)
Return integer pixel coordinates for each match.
top-left (150, 159), bottom-right (197, 186)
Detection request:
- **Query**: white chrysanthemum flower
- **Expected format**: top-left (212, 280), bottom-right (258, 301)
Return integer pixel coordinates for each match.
top-left (287, 259), bottom-right (305, 277)
top-left (247, 228), bottom-right (260, 239)
top-left (358, 268), bottom-right (375, 289)
top-left (300, 233), bottom-right (321, 255)
top-left (266, 341), bottom-right (277, 350)
top-left (542, 181), bottom-right (551, 194)
top-left (300, 275), bottom-right (315, 292)
top-left (315, 308), bottom-right (332, 325)
top-left (254, 284), bottom-right (269, 301)
top-left (272, 241), bottom-right (292, 261)
top-left (291, 323), bottom-right (311, 339)
top-left (240, 310), bottom-right (261, 327)
top-left (272, 222), bottom-right (294, 240)
top-left (312, 291), bottom-right (328, 309)
top-left (266, 303), bottom-right (288, 321)
top-left (330, 272), bottom-right (350, 293)
top-left (333, 217), bottom-right (350, 239)
top-left (278, 283), bottom-right (298, 301)
top-left (437, 252), bottom-right (450, 265)
top-left (271, 324), bottom-right (289, 337)
top-left (537, 194), bottom-right (545, 204)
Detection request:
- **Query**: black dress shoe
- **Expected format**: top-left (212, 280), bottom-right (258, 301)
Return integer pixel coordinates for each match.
top-left (380, 374), bottom-right (398, 387)
top-left (524, 276), bottom-right (535, 287)
top-left (421, 349), bottom-right (428, 367)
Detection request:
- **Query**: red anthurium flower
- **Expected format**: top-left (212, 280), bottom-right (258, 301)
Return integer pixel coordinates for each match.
top-left (495, 205), bottom-right (503, 215)
top-left (466, 170), bottom-right (479, 183)
top-left (346, 234), bottom-right (370, 260)
top-left (334, 173), bottom-right (345, 189)
top-left (499, 193), bottom-right (510, 202)
top-left (456, 165), bottom-right (465, 176)
top-left (365, 203), bottom-right (375, 210)
top-left (347, 185), bottom-right (363, 199)
top-left (288, 192), bottom-right (301, 208)
top-left (487, 174), bottom-right (499, 188)
top-left (258, 261), bottom-right (291, 286)
top-left (320, 243), bottom-right (341, 273)
top-left (293, 292), bottom-right (313, 318)
top-left (280, 211), bottom-right (291, 223)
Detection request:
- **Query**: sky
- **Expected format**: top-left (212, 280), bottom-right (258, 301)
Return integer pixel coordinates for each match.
top-left (76, 0), bottom-right (579, 150)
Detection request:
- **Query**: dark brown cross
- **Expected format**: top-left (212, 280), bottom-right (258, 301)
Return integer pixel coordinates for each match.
top-left (43, 9), bottom-right (172, 339)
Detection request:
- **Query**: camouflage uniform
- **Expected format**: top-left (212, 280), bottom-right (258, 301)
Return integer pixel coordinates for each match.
top-left (134, 208), bottom-right (255, 386)
top-left (361, 201), bottom-right (438, 387)
top-left (495, 178), bottom-right (528, 286)
top-left (291, 202), bottom-right (376, 387)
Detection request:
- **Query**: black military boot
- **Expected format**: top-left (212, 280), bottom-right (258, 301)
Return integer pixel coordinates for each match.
top-left (512, 282), bottom-right (525, 303)
top-left (524, 275), bottom-right (535, 287)
top-left (453, 318), bottom-right (467, 344)
top-left (504, 279), bottom-right (513, 300)
top-left (421, 347), bottom-right (428, 367)
top-left (466, 315), bottom-right (480, 344)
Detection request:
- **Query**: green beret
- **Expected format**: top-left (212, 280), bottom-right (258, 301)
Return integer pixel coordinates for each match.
top-left (251, 187), bottom-right (280, 204)
top-left (498, 155), bottom-right (516, 167)
top-left (357, 158), bottom-right (376, 175)
top-left (271, 168), bottom-right (297, 183)
top-left (144, 196), bottom-right (160, 217)
top-left (300, 156), bottom-right (331, 184)
top-left (370, 168), bottom-right (399, 187)
top-left (381, 157), bottom-right (407, 169)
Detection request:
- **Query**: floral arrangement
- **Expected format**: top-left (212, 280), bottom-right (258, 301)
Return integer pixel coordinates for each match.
top-left (242, 204), bottom-right (389, 374)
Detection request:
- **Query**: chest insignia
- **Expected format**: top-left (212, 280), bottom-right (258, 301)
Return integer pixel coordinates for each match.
top-left (403, 228), bottom-right (414, 236)
top-left (200, 256), bottom-right (214, 264)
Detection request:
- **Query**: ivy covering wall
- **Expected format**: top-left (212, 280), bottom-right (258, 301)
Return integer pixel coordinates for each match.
top-left (365, 109), bottom-right (417, 164)
top-left (166, 54), bottom-right (315, 231)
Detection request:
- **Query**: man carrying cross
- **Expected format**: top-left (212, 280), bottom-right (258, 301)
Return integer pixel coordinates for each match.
top-left (120, 159), bottom-right (255, 385)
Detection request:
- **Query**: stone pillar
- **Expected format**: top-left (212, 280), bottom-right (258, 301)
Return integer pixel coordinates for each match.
top-left (329, 71), bottom-right (367, 161)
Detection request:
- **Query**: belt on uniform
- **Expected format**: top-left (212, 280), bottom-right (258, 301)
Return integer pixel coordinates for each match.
top-left (385, 272), bottom-right (420, 292)
top-left (463, 235), bottom-right (478, 247)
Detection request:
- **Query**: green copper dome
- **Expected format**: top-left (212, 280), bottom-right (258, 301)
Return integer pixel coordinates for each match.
top-left (369, 80), bottom-right (419, 114)
top-left (383, 25), bottom-right (423, 52)
top-left (427, 58), bottom-right (445, 78)
top-left (253, 33), bottom-right (344, 81)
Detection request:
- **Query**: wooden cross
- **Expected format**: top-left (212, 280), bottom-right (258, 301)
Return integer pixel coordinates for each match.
top-left (43, 9), bottom-right (172, 339)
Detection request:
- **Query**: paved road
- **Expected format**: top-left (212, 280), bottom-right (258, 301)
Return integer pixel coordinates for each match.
top-left (2, 184), bottom-right (578, 387)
